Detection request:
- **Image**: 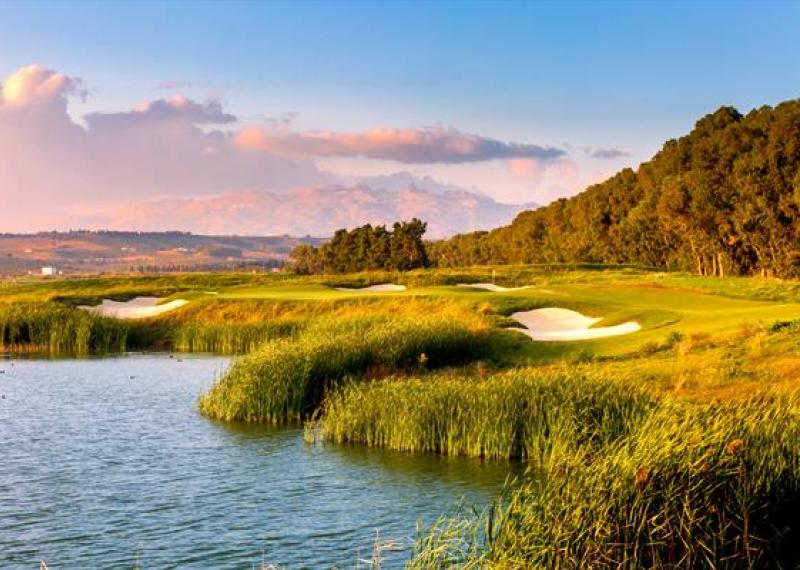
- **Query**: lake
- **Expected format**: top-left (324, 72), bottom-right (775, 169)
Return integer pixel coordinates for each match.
top-left (0, 355), bottom-right (517, 569)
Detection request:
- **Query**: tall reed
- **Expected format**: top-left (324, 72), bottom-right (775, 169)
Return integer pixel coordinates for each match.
top-left (409, 388), bottom-right (800, 568)
top-left (317, 366), bottom-right (656, 460)
top-left (198, 316), bottom-right (487, 424)
top-left (0, 303), bottom-right (128, 354)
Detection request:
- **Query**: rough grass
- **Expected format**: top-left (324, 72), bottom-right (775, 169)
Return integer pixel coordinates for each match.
top-left (198, 315), bottom-right (490, 424)
top-left (403, 326), bottom-right (800, 568)
top-left (4, 268), bottom-right (800, 566)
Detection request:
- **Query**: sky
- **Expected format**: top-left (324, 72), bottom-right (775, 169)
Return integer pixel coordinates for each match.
top-left (1, 1), bottom-right (799, 234)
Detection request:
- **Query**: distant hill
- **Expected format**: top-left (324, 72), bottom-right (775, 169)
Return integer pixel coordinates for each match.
top-left (430, 101), bottom-right (800, 278)
top-left (0, 231), bottom-right (322, 275)
top-left (76, 184), bottom-right (536, 240)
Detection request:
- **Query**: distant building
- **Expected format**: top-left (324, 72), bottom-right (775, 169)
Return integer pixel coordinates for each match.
top-left (41, 266), bottom-right (58, 276)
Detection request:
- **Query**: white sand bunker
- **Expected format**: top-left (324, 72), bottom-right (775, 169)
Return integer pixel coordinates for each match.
top-left (334, 284), bottom-right (407, 292)
top-left (457, 283), bottom-right (532, 292)
top-left (511, 307), bottom-right (641, 341)
top-left (79, 296), bottom-right (188, 319)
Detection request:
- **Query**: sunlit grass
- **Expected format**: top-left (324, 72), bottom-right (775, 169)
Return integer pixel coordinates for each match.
top-left (198, 314), bottom-right (490, 424)
top-left (0, 302), bottom-right (128, 355)
top-left (315, 367), bottom-right (655, 460)
top-left (4, 267), bottom-right (800, 566)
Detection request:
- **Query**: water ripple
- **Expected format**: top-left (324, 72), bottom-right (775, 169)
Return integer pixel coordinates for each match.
top-left (1, 355), bottom-right (516, 569)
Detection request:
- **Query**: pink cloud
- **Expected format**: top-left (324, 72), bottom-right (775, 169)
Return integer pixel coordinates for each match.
top-left (507, 158), bottom-right (542, 179)
top-left (0, 64), bottom-right (330, 230)
top-left (0, 64), bottom-right (84, 109)
top-left (237, 125), bottom-right (565, 164)
top-left (86, 95), bottom-right (236, 129)
top-left (0, 63), bottom-right (609, 234)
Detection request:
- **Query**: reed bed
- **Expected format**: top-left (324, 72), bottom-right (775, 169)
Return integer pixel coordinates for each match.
top-left (129, 318), bottom-right (303, 354)
top-left (130, 297), bottom-right (489, 354)
top-left (408, 388), bottom-right (800, 569)
top-left (198, 316), bottom-right (488, 424)
top-left (0, 302), bottom-right (128, 354)
top-left (316, 367), bottom-right (656, 460)
top-left (167, 320), bottom-right (302, 353)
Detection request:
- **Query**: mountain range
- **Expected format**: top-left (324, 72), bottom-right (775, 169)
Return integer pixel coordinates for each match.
top-left (81, 184), bottom-right (535, 240)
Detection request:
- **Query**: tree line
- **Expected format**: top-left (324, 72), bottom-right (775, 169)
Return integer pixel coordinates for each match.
top-left (290, 219), bottom-right (429, 274)
top-left (428, 101), bottom-right (800, 277)
top-left (293, 101), bottom-right (800, 277)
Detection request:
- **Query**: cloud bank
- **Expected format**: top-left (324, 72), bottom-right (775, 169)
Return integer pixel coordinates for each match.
top-left (0, 64), bottom-right (329, 229)
top-left (236, 125), bottom-right (565, 163)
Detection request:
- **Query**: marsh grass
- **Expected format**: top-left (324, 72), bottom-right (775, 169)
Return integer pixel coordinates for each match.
top-left (484, 393), bottom-right (800, 568)
top-left (404, 326), bottom-right (800, 568)
top-left (406, 390), bottom-right (800, 568)
top-left (0, 302), bottom-right (128, 354)
top-left (144, 296), bottom-right (488, 354)
top-left (198, 315), bottom-right (488, 424)
top-left (317, 367), bottom-right (656, 460)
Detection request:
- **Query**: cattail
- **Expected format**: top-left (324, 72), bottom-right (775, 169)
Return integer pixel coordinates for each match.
top-left (635, 466), bottom-right (650, 489)
top-left (726, 438), bottom-right (744, 455)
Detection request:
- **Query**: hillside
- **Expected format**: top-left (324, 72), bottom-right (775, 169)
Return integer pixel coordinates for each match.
top-left (0, 231), bottom-right (321, 275)
top-left (429, 101), bottom-right (800, 277)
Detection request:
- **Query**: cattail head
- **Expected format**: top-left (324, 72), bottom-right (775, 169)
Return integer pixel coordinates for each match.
top-left (726, 438), bottom-right (744, 456)
top-left (636, 465), bottom-right (650, 489)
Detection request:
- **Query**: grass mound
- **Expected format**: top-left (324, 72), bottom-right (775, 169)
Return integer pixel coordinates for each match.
top-left (198, 316), bottom-right (488, 424)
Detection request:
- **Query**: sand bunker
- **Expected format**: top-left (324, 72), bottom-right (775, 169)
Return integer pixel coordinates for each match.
top-left (79, 297), bottom-right (188, 319)
top-left (457, 283), bottom-right (532, 292)
top-left (511, 307), bottom-right (641, 341)
top-left (334, 284), bottom-right (407, 292)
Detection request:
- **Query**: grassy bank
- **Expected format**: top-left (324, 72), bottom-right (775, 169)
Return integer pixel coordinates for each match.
top-left (408, 388), bottom-right (800, 568)
top-left (4, 268), bottom-right (800, 566)
top-left (314, 321), bottom-right (800, 454)
top-left (397, 325), bottom-right (800, 568)
top-left (198, 315), bottom-right (489, 424)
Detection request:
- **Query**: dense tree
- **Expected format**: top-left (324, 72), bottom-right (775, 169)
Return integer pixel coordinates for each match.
top-left (429, 101), bottom-right (800, 277)
top-left (290, 219), bottom-right (430, 274)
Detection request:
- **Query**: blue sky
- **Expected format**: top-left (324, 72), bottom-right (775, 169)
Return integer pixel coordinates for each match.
top-left (0, 1), bottom-right (799, 230)
top-left (3, 2), bottom-right (798, 134)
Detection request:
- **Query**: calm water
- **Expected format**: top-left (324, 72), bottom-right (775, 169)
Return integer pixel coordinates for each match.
top-left (0, 355), bottom-right (516, 569)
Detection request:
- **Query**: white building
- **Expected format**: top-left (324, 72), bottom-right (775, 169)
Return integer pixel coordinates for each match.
top-left (41, 266), bottom-right (58, 276)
